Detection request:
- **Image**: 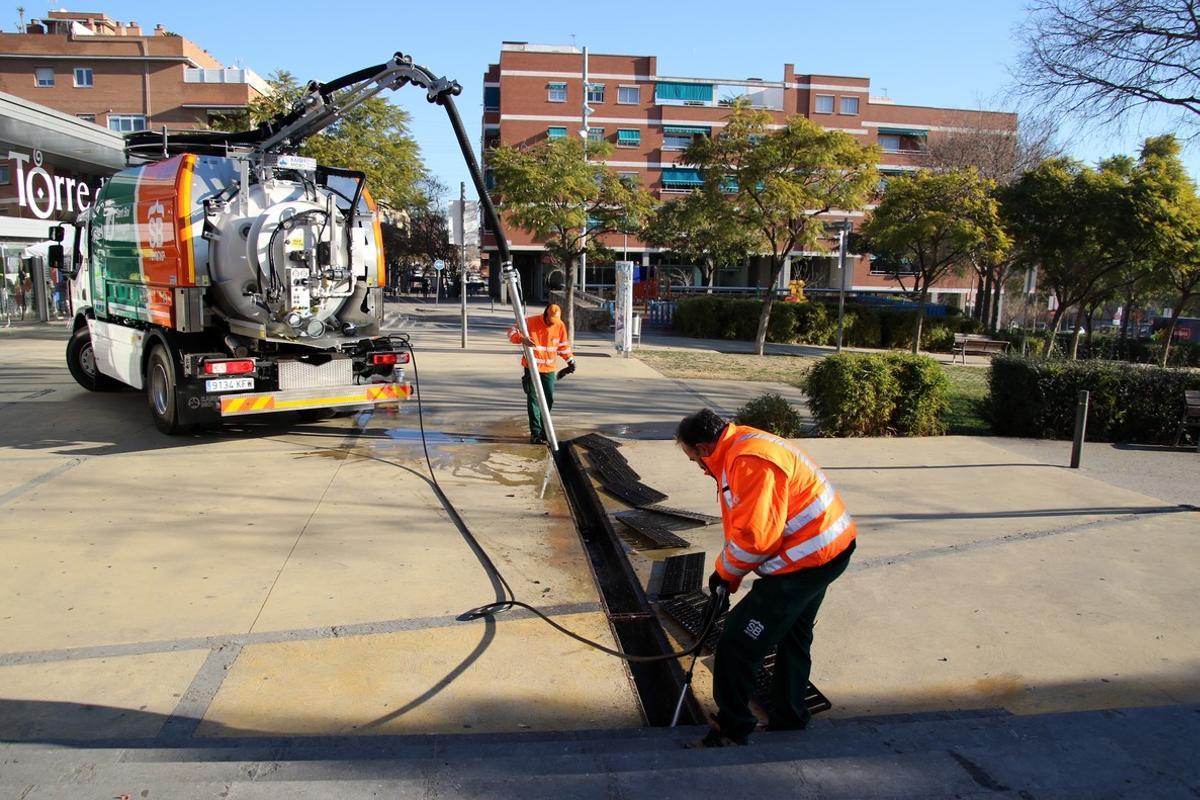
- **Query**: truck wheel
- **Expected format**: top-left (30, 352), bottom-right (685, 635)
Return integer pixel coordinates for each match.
top-left (66, 326), bottom-right (119, 392)
top-left (146, 343), bottom-right (192, 435)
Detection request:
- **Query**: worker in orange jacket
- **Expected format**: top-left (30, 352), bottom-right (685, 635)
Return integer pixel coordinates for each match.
top-left (676, 408), bottom-right (856, 747)
top-left (508, 303), bottom-right (575, 444)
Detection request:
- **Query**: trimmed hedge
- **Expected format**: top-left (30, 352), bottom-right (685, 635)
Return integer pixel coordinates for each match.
top-left (735, 393), bottom-right (807, 437)
top-left (803, 353), bottom-right (950, 437)
top-left (989, 355), bottom-right (1200, 443)
top-left (671, 296), bottom-right (981, 350)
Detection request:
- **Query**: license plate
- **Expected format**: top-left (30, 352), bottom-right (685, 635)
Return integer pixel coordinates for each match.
top-left (206, 377), bottom-right (255, 392)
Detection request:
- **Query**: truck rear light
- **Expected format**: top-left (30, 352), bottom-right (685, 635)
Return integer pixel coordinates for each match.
top-left (203, 358), bottom-right (256, 375)
top-left (370, 351), bottom-right (409, 366)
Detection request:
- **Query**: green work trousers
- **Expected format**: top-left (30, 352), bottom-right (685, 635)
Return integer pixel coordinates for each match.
top-left (521, 369), bottom-right (556, 438)
top-left (712, 540), bottom-right (855, 740)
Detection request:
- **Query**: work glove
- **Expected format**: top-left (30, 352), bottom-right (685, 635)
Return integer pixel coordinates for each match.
top-left (557, 359), bottom-right (577, 380)
top-left (708, 570), bottom-right (731, 615)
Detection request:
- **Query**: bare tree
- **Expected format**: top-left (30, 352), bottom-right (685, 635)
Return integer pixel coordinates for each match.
top-left (1014, 0), bottom-right (1200, 134)
top-left (926, 115), bottom-right (1061, 329)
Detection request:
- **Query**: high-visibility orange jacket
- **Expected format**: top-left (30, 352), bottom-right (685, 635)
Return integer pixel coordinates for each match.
top-left (508, 314), bottom-right (574, 373)
top-left (701, 424), bottom-right (856, 592)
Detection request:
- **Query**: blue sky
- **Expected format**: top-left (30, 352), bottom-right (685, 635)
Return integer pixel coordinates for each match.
top-left (67, 0), bottom-right (1198, 197)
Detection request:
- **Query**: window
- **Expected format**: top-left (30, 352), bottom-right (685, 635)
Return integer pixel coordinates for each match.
top-left (878, 128), bottom-right (927, 152)
top-left (35, 67), bottom-right (54, 87)
top-left (76, 113), bottom-right (96, 123)
top-left (617, 85), bottom-right (640, 104)
top-left (73, 67), bottom-right (93, 88)
top-left (547, 126), bottom-right (567, 140)
top-left (483, 86), bottom-right (500, 110)
top-left (587, 127), bottom-right (605, 142)
top-left (0, 164), bottom-right (9, 185)
top-left (618, 171), bottom-right (640, 186)
top-left (587, 83), bottom-right (605, 103)
top-left (616, 129), bottom-right (641, 148)
top-left (547, 82), bottom-right (567, 103)
top-left (839, 96), bottom-right (859, 115)
top-left (108, 114), bottom-right (147, 133)
top-left (814, 94), bottom-right (834, 114)
top-left (484, 169), bottom-right (495, 191)
top-left (662, 126), bottom-right (710, 150)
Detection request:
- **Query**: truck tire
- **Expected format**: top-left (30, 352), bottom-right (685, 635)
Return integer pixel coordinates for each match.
top-left (66, 326), bottom-right (120, 392)
top-left (146, 343), bottom-right (192, 435)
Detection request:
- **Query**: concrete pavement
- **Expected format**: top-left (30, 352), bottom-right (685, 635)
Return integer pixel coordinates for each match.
top-left (1, 300), bottom-right (1198, 797)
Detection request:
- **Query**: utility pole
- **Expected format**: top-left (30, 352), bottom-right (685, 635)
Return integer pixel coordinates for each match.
top-left (460, 181), bottom-right (468, 348)
top-left (835, 219), bottom-right (851, 353)
top-left (579, 46), bottom-right (589, 296)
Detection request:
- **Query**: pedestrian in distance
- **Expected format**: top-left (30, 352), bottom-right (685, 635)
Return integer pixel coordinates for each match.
top-left (508, 303), bottom-right (575, 445)
top-left (675, 408), bottom-right (857, 748)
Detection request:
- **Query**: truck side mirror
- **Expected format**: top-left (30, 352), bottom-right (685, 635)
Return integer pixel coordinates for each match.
top-left (48, 244), bottom-right (64, 271)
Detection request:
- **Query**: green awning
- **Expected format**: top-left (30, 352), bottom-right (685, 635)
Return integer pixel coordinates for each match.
top-left (662, 168), bottom-right (703, 185)
top-left (878, 127), bottom-right (928, 137)
top-left (548, 81), bottom-right (567, 88)
top-left (663, 126), bottom-right (711, 136)
top-left (656, 82), bottom-right (713, 103)
top-left (617, 129), bottom-right (641, 143)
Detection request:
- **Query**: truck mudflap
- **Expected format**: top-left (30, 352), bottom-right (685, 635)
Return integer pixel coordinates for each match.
top-left (218, 382), bottom-right (412, 417)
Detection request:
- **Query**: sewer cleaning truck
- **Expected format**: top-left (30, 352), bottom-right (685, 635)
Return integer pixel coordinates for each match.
top-left (57, 59), bottom-right (423, 433)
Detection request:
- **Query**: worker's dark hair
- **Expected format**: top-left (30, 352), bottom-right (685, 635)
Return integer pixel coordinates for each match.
top-left (676, 408), bottom-right (728, 446)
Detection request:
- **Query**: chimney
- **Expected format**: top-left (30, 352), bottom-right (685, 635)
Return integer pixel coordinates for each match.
top-left (126, 21), bottom-right (142, 36)
top-left (154, 23), bottom-right (167, 36)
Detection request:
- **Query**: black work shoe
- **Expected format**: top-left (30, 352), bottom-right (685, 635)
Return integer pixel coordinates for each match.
top-left (683, 717), bottom-right (749, 749)
top-left (530, 434), bottom-right (546, 445)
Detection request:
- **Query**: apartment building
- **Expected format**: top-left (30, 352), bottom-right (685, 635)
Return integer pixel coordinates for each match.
top-left (0, 10), bottom-right (267, 134)
top-left (481, 43), bottom-right (1016, 305)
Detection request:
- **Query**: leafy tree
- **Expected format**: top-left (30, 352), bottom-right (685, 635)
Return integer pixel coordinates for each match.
top-left (488, 137), bottom-right (653, 339)
top-left (247, 70), bottom-right (425, 209)
top-left (1000, 156), bottom-right (1144, 357)
top-left (685, 101), bottom-right (878, 355)
top-left (641, 189), bottom-right (759, 290)
top-left (860, 169), bottom-right (1009, 353)
top-left (1014, 0), bottom-right (1200, 135)
top-left (1134, 136), bottom-right (1200, 364)
top-left (926, 115), bottom-right (1060, 330)
top-left (384, 176), bottom-right (457, 290)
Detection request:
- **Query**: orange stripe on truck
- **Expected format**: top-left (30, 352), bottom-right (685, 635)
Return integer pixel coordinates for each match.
top-left (177, 154), bottom-right (197, 285)
top-left (363, 189), bottom-right (386, 288)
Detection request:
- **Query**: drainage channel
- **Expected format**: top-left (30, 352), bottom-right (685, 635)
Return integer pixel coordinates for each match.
top-left (552, 440), bottom-right (705, 728)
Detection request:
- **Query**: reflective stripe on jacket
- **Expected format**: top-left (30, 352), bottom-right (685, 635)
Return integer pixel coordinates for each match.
top-left (508, 314), bottom-right (573, 373)
top-left (701, 424), bottom-right (856, 591)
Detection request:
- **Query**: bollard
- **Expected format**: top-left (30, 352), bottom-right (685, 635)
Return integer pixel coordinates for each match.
top-left (1070, 390), bottom-right (1089, 468)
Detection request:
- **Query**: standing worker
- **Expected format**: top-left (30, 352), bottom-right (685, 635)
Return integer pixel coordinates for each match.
top-left (675, 408), bottom-right (857, 747)
top-left (508, 303), bottom-right (575, 444)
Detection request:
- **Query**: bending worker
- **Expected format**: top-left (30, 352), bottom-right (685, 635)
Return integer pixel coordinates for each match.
top-left (675, 408), bottom-right (856, 747)
top-left (508, 303), bottom-right (575, 444)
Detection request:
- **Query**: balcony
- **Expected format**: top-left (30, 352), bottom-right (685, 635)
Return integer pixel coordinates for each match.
top-left (184, 67), bottom-right (269, 96)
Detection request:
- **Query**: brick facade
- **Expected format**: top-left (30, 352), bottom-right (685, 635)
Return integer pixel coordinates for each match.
top-left (482, 43), bottom-right (1016, 305)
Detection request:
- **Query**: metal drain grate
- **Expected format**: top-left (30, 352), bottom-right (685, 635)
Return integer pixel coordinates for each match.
top-left (587, 446), bottom-right (644, 485)
top-left (659, 552), bottom-right (708, 598)
top-left (601, 479), bottom-right (669, 508)
top-left (638, 504), bottom-right (720, 526)
top-left (659, 590), bottom-right (831, 716)
top-left (574, 433), bottom-right (621, 451)
top-left (614, 510), bottom-right (690, 549)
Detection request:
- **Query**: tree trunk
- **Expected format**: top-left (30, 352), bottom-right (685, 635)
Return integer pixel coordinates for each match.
top-left (1042, 304), bottom-right (1068, 358)
top-left (912, 288), bottom-right (927, 355)
top-left (1160, 291), bottom-right (1192, 366)
top-left (988, 269), bottom-right (1004, 334)
top-left (1084, 305), bottom-right (1096, 356)
top-left (1120, 290), bottom-right (1134, 341)
top-left (564, 255), bottom-right (577, 343)
top-left (1069, 306), bottom-right (1084, 360)
top-left (973, 272), bottom-right (986, 321)
top-left (706, 257), bottom-right (716, 294)
top-left (981, 271), bottom-right (994, 330)
top-left (753, 256), bottom-right (786, 356)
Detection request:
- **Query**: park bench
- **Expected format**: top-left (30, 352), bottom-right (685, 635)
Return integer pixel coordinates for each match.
top-left (1173, 389), bottom-right (1200, 452)
top-left (952, 333), bottom-right (1010, 364)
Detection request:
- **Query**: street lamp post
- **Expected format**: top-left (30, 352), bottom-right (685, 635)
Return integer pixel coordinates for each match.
top-left (835, 219), bottom-right (852, 353)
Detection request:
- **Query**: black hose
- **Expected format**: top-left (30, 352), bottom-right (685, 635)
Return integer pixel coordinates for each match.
top-left (394, 336), bottom-right (724, 663)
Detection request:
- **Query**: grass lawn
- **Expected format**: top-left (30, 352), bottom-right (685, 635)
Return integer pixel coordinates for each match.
top-left (636, 347), bottom-right (994, 435)
top-left (632, 348), bottom-right (819, 383)
top-left (943, 364), bottom-right (991, 435)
